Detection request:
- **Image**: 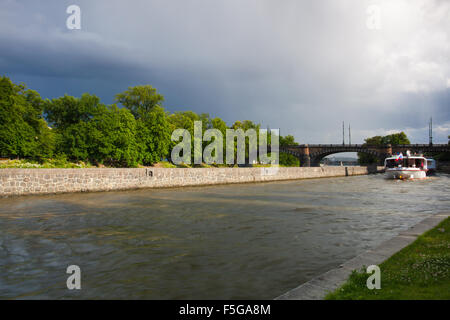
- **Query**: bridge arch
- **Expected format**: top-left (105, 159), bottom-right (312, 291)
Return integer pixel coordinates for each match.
top-left (309, 148), bottom-right (386, 166)
top-left (278, 145), bottom-right (389, 167)
top-left (278, 143), bottom-right (449, 167)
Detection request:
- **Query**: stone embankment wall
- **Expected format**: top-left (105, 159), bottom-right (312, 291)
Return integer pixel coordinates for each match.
top-left (0, 166), bottom-right (384, 197)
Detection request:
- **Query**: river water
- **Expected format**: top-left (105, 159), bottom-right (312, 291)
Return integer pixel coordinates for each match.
top-left (0, 173), bottom-right (449, 299)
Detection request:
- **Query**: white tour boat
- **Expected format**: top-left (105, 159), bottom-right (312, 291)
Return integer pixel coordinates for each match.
top-left (384, 151), bottom-right (427, 180)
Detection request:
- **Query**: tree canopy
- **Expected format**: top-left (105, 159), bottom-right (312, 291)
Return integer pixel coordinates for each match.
top-left (115, 85), bottom-right (164, 119)
top-left (0, 76), bottom-right (303, 167)
top-left (358, 132), bottom-right (411, 164)
top-left (0, 76), bottom-right (54, 160)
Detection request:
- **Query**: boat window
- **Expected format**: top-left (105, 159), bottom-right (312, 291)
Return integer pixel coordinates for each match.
top-left (416, 159), bottom-right (424, 168)
top-left (385, 159), bottom-right (396, 168)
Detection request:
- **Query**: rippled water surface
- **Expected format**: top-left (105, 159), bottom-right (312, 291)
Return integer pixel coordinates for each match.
top-left (1, 173), bottom-right (449, 299)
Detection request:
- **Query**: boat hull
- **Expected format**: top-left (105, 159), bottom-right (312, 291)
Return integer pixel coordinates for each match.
top-left (385, 168), bottom-right (427, 179)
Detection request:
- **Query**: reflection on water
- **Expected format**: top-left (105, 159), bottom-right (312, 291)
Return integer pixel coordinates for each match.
top-left (0, 173), bottom-right (449, 299)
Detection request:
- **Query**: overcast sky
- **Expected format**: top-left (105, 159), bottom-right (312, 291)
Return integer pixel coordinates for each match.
top-left (1, 0), bottom-right (449, 144)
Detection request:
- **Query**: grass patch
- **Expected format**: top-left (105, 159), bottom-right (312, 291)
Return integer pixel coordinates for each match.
top-left (326, 217), bottom-right (450, 300)
top-left (0, 159), bottom-right (92, 169)
top-left (151, 161), bottom-right (177, 168)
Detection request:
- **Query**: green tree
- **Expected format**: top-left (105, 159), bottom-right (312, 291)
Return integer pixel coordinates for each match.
top-left (59, 121), bottom-right (93, 161)
top-left (44, 93), bottom-right (107, 162)
top-left (0, 76), bottom-right (53, 160)
top-left (279, 134), bottom-right (300, 166)
top-left (168, 111), bottom-right (198, 132)
top-left (167, 111), bottom-right (200, 164)
top-left (199, 113), bottom-right (212, 131)
top-left (116, 86), bottom-right (171, 165)
top-left (358, 132), bottom-right (411, 165)
top-left (90, 105), bottom-right (140, 167)
top-left (211, 117), bottom-right (228, 162)
top-left (44, 93), bottom-right (103, 130)
top-left (279, 152), bottom-right (300, 166)
top-left (381, 132), bottom-right (410, 145)
top-left (230, 120), bottom-right (260, 164)
top-left (35, 119), bottom-right (56, 160)
top-left (115, 85), bottom-right (164, 119)
top-left (358, 135), bottom-right (383, 165)
top-left (211, 117), bottom-right (227, 135)
top-left (136, 106), bottom-right (171, 165)
top-left (280, 135), bottom-right (297, 146)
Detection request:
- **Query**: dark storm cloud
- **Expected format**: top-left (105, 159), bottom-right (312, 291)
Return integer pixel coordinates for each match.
top-left (0, 0), bottom-right (449, 143)
top-left (0, 31), bottom-right (142, 79)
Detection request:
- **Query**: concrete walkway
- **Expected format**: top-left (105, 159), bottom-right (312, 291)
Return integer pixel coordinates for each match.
top-left (275, 212), bottom-right (450, 300)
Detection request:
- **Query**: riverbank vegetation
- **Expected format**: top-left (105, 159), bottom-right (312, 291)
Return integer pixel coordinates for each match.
top-left (0, 158), bottom-right (92, 169)
top-left (358, 132), bottom-right (411, 165)
top-left (326, 217), bottom-right (450, 300)
top-left (358, 132), bottom-right (450, 165)
top-left (0, 76), bottom-right (299, 168)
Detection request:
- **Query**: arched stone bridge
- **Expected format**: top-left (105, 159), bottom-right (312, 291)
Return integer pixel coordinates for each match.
top-left (278, 144), bottom-right (450, 167)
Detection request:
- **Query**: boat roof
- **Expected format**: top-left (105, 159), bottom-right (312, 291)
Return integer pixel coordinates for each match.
top-left (385, 155), bottom-right (426, 160)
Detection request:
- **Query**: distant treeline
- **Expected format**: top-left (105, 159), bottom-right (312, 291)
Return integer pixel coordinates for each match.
top-left (0, 76), bottom-right (299, 167)
top-left (358, 132), bottom-right (411, 164)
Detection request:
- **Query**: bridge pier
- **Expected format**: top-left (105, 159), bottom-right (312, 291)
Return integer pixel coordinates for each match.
top-left (385, 144), bottom-right (392, 156)
top-left (300, 155), bottom-right (310, 167)
top-left (300, 144), bottom-right (310, 167)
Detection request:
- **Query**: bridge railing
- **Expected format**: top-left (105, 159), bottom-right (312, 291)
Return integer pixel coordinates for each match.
top-left (282, 144), bottom-right (369, 148)
top-left (392, 144), bottom-right (449, 147)
top-left (281, 144), bottom-right (449, 148)
top-left (282, 144), bottom-right (365, 148)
